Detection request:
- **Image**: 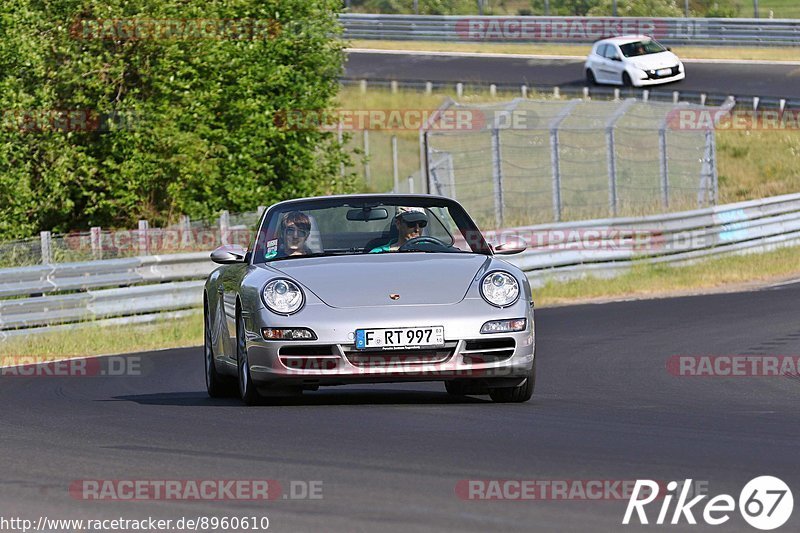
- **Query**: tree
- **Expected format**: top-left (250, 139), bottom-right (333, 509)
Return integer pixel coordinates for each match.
top-left (0, 0), bottom-right (355, 239)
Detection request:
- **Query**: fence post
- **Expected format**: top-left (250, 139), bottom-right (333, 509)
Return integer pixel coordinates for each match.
top-left (219, 211), bottom-right (230, 246)
top-left (659, 126), bottom-right (670, 208)
top-left (605, 99), bottom-right (636, 217)
top-left (137, 221), bottom-right (149, 256)
top-left (391, 135), bottom-right (399, 192)
top-left (90, 226), bottom-right (102, 260)
top-left (710, 129), bottom-right (719, 205)
top-left (363, 129), bottom-right (371, 186)
top-left (425, 81), bottom-right (432, 95)
top-left (40, 231), bottom-right (52, 264)
top-left (338, 122), bottom-right (345, 177)
top-left (548, 101), bottom-right (579, 222)
top-left (456, 83), bottom-right (463, 98)
top-left (179, 215), bottom-right (191, 249)
top-left (408, 176), bottom-right (415, 194)
top-left (699, 130), bottom-right (714, 207)
top-left (490, 127), bottom-right (505, 229)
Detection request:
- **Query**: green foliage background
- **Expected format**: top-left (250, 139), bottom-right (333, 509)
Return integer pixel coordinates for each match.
top-left (0, 0), bottom-right (355, 239)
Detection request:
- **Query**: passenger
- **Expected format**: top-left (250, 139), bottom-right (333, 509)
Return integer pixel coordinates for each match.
top-left (265, 211), bottom-right (311, 260)
top-left (369, 207), bottom-right (428, 253)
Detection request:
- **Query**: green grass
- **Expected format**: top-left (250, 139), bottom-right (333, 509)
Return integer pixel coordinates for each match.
top-left (349, 40), bottom-right (800, 62)
top-left (0, 311), bottom-right (203, 363)
top-left (534, 243), bottom-right (800, 307)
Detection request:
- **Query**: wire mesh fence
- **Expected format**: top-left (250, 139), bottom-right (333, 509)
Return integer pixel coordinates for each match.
top-left (424, 97), bottom-right (729, 229)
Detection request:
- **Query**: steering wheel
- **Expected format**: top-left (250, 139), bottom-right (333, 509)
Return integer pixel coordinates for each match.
top-left (397, 236), bottom-right (451, 252)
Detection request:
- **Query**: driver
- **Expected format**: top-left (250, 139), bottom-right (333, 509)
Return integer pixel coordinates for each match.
top-left (369, 206), bottom-right (428, 253)
top-left (264, 211), bottom-right (312, 260)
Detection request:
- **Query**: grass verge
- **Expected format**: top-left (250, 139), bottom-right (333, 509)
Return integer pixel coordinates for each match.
top-left (0, 311), bottom-right (203, 364)
top-left (534, 244), bottom-right (800, 307)
top-left (348, 40), bottom-right (800, 62)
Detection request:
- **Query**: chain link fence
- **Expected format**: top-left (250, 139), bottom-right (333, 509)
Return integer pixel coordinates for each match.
top-left (423, 97), bottom-right (730, 229)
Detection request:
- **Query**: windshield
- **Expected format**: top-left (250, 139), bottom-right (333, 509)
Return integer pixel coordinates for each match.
top-left (620, 40), bottom-right (667, 58)
top-left (252, 196), bottom-right (491, 263)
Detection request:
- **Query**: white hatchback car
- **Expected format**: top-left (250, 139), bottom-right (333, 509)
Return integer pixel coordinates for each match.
top-left (584, 35), bottom-right (685, 87)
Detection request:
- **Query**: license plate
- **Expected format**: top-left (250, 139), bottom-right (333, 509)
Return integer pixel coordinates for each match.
top-left (657, 68), bottom-right (672, 76)
top-left (355, 326), bottom-right (445, 350)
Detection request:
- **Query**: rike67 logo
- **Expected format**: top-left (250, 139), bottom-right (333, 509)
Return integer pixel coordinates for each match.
top-left (623, 477), bottom-right (793, 530)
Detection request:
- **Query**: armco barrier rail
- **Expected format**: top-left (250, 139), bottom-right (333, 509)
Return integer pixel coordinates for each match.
top-left (4, 192), bottom-right (800, 337)
top-left (340, 14), bottom-right (800, 47)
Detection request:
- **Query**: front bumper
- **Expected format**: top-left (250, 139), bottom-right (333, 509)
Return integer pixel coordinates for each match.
top-left (241, 298), bottom-right (535, 388)
top-left (634, 67), bottom-right (685, 87)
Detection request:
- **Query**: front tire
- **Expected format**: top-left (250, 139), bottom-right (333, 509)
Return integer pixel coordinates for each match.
top-left (622, 72), bottom-right (633, 87)
top-left (586, 69), bottom-right (597, 86)
top-left (488, 361), bottom-right (535, 403)
top-left (236, 308), bottom-right (262, 406)
top-left (204, 297), bottom-right (235, 398)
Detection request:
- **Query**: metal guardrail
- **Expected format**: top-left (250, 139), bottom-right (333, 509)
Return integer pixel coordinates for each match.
top-left (3, 192), bottom-right (800, 336)
top-left (340, 14), bottom-right (800, 47)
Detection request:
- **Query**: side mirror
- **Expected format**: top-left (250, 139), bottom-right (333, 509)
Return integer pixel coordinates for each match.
top-left (491, 238), bottom-right (528, 255)
top-left (666, 46), bottom-right (672, 51)
top-left (211, 244), bottom-right (247, 264)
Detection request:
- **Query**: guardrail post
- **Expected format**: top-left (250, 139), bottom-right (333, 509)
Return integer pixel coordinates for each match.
top-left (780, 99), bottom-right (786, 114)
top-left (219, 211), bottom-right (230, 246)
top-left (753, 96), bottom-right (759, 112)
top-left (456, 83), bottom-right (463, 98)
top-left (40, 231), bottom-right (52, 264)
top-left (489, 84), bottom-right (496, 97)
top-left (642, 90), bottom-right (649, 102)
top-left (391, 135), bottom-right (400, 192)
top-left (91, 226), bottom-right (102, 260)
top-left (408, 176), bottom-right (414, 194)
top-left (425, 82), bottom-right (432, 95)
top-left (553, 87), bottom-right (560, 99)
top-left (699, 131), bottom-right (714, 207)
top-left (137, 221), bottom-right (149, 256)
top-left (521, 85), bottom-right (528, 98)
top-left (673, 91), bottom-right (680, 104)
top-left (583, 87), bottom-right (589, 99)
top-left (363, 129), bottom-right (371, 186)
top-left (613, 88), bottom-right (620, 101)
top-left (490, 127), bottom-right (505, 229)
top-left (359, 79), bottom-right (367, 93)
top-left (700, 93), bottom-right (707, 106)
top-left (390, 80), bottom-right (398, 94)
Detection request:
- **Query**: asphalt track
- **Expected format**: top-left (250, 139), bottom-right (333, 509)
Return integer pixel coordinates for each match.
top-left (3, 282), bottom-right (800, 532)
top-left (345, 51), bottom-right (800, 100)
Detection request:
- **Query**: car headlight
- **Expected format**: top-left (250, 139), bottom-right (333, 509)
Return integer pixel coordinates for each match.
top-left (480, 271), bottom-right (520, 307)
top-left (262, 278), bottom-right (304, 315)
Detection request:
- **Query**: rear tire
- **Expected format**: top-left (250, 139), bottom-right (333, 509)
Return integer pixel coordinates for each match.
top-left (236, 308), bottom-right (262, 406)
top-left (586, 69), bottom-right (597, 86)
top-left (488, 361), bottom-right (535, 403)
top-left (204, 297), bottom-right (235, 398)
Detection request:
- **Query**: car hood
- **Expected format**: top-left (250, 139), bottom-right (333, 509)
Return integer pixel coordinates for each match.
top-left (630, 51), bottom-right (680, 70)
top-left (264, 253), bottom-right (491, 308)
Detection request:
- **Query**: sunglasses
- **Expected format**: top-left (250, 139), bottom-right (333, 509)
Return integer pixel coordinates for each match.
top-left (283, 226), bottom-right (309, 237)
top-left (402, 220), bottom-right (427, 229)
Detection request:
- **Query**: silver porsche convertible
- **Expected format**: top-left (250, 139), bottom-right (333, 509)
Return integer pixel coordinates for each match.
top-left (204, 194), bottom-right (535, 404)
